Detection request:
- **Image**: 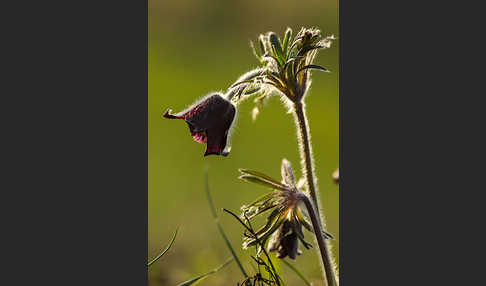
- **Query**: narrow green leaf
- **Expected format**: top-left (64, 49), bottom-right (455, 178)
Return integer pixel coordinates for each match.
top-left (282, 28), bottom-right (292, 56)
top-left (250, 40), bottom-right (262, 62)
top-left (204, 169), bottom-right (217, 219)
top-left (223, 208), bottom-right (283, 286)
top-left (147, 227), bottom-right (179, 267)
top-left (295, 64), bottom-right (329, 77)
top-left (245, 203), bottom-right (278, 220)
top-left (204, 170), bottom-right (248, 278)
top-left (269, 32), bottom-right (285, 66)
top-left (265, 73), bottom-right (285, 89)
top-left (230, 79), bottom-right (255, 89)
top-left (262, 54), bottom-right (282, 68)
top-left (241, 192), bottom-right (274, 210)
top-left (239, 175), bottom-right (287, 191)
top-left (238, 169), bottom-right (286, 189)
top-left (271, 46), bottom-right (285, 67)
top-left (282, 56), bottom-right (303, 73)
top-left (288, 39), bottom-right (300, 56)
top-left (243, 86), bottom-right (261, 96)
top-left (254, 208), bottom-right (281, 236)
top-left (282, 259), bottom-right (312, 286)
top-left (259, 34), bottom-right (267, 55)
top-left (269, 32), bottom-right (283, 56)
top-left (297, 44), bottom-right (324, 57)
top-left (244, 210), bottom-right (284, 248)
top-left (176, 257), bottom-right (233, 286)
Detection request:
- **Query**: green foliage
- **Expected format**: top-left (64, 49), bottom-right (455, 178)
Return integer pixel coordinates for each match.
top-left (205, 170), bottom-right (248, 278)
top-left (246, 28), bottom-right (335, 104)
top-left (281, 260), bottom-right (312, 286)
top-left (147, 227), bottom-right (179, 267)
top-left (224, 208), bottom-right (283, 286)
top-left (176, 258), bottom-right (234, 286)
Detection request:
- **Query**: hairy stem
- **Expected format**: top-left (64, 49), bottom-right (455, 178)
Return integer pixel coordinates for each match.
top-left (299, 194), bottom-right (338, 286)
top-left (294, 101), bottom-right (319, 210)
top-left (294, 101), bottom-right (338, 286)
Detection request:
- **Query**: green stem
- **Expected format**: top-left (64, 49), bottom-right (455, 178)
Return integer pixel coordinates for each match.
top-left (147, 227), bottom-right (179, 267)
top-left (300, 194), bottom-right (337, 286)
top-left (204, 170), bottom-right (248, 278)
top-left (293, 101), bottom-right (319, 211)
top-left (294, 101), bottom-right (338, 286)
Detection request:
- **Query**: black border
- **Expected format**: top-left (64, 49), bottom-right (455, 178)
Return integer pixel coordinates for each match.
top-left (5, 0), bottom-right (148, 284)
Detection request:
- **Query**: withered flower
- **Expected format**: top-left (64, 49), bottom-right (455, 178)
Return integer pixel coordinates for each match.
top-left (239, 159), bottom-right (333, 259)
top-left (164, 92), bottom-right (236, 156)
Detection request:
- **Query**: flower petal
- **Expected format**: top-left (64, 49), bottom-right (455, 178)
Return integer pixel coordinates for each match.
top-left (163, 109), bottom-right (184, 119)
top-left (281, 233), bottom-right (299, 259)
top-left (164, 93), bottom-right (236, 157)
top-left (191, 132), bottom-right (207, 143)
top-left (204, 130), bottom-right (228, 156)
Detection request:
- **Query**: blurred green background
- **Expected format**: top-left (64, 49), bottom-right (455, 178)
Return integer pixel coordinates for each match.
top-left (149, 1), bottom-right (338, 285)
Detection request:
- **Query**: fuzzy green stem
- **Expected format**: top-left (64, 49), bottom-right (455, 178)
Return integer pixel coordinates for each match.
top-left (294, 101), bottom-right (319, 209)
top-left (147, 227), bottom-right (179, 267)
top-left (294, 101), bottom-right (338, 286)
top-left (299, 194), bottom-right (338, 286)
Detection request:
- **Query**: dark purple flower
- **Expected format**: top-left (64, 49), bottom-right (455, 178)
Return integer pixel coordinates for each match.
top-left (163, 93), bottom-right (236, 157)
top-left (268, 220), bottom-right (302, 260)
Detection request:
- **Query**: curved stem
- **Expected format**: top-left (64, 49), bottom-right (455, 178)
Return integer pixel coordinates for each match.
top-left (147, 227), bottom-right (179, 267)
top-left (299, 194), bottom-right (338, 286)
top-left (294, 101), bottom-right (338, 285)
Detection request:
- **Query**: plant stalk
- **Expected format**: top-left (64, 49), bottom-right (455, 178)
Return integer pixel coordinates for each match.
top-left (294, 101), bottom-right (338, 286)
top-left (300, 194), bottom-right (338, 286)
top-left (293, 101), bottom-right (320, 212)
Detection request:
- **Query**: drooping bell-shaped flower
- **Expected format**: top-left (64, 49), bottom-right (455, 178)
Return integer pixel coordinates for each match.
top-left (267, 220), bottom-right (302, 259)
top-left (164, 92), bottom-right (236, 156)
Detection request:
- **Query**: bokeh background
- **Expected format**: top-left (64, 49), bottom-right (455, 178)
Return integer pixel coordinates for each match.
top-left (149, 1), bottom-right (338, 285)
